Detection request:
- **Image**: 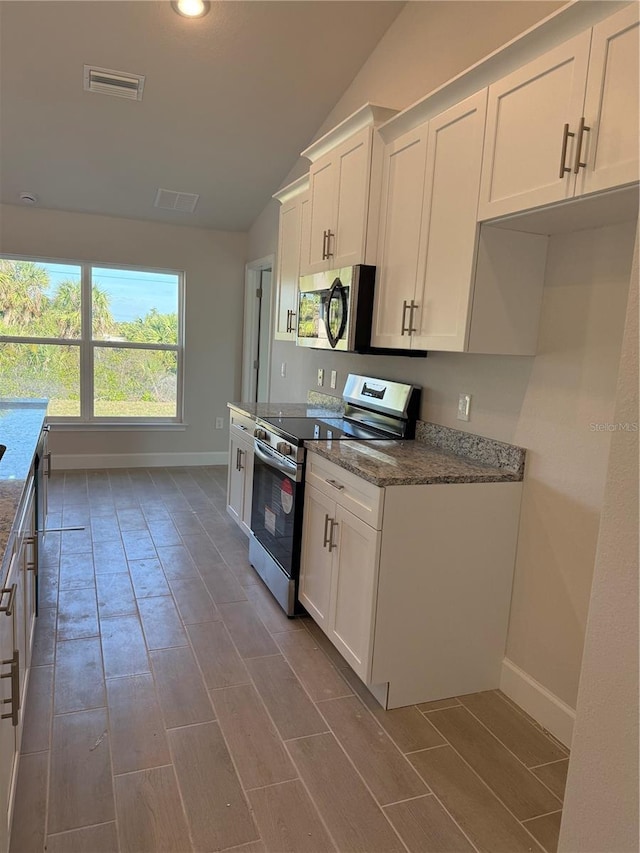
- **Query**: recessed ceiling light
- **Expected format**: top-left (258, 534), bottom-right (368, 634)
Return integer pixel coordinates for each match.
top-left (171, 0), bottom-right (210, 18)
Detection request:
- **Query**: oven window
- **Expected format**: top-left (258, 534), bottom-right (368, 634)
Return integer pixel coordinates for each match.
top-left (251, 453), bottom-right (303, 578)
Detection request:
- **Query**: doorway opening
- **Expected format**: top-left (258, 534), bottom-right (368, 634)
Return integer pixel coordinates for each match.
top-left (242, 255), bottom-right (274, 403)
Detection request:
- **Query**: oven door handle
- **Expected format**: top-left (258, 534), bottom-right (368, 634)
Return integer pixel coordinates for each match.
top-left (253, 440), bottom-right (299, 481)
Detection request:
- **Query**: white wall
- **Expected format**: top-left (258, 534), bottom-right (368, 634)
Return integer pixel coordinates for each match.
top-left (247, 0), bottom-right (636, 717)
top-left (558, 228), bottom-right (639, 853)
top-left (0, 204), bottom-right (248, 463)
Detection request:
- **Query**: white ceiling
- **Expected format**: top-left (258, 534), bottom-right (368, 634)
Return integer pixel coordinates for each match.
top-left (0, 1), bottom-right (403, 231)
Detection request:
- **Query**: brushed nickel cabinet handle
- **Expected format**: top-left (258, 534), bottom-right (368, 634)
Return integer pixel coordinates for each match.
top-left (409, 300), bottom-right (418, 335)
top-left (325, 479), bottom-right (344, 491)
top-left (401, 300), bottom-right (410, 335)
top-left (45, 451), bottom-right (52, 477)
top-left (559, 122), bottom-right (575, 178)
top-left (325, 230), bottom-right (334, 258)
top-left (25, 535), bottom-right (38, 576)
top-left (1, 650), bottom-right (20, 726)
top-left (0, 584), bottom-right (16, 617)
top-left (323, 513), bottom-right (331, 548)
top-left (237, 449), bottom-right (244, 472)
top-left (328, 519), bottom-right (339, 553)
top-left (573, 117), bottom-right (590, 174)
top-left (322, 230), bottom-right (328, 260)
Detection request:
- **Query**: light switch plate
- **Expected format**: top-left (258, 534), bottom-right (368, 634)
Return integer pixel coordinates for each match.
top-left (215, 417), bottom-right (224, 429)
top-left (330, 370), bottom-right (337, 389)
top-left (317, 368), bottom-right (324, 387)
top-left (457, 393), bottom-right (471, 421)
top-left (280, 362), bottom-right (286, 378)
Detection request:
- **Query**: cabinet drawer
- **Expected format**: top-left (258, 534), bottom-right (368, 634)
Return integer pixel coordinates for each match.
top-left (229, 410), bottom-right (255, 440)
top-left (306, 452), bottom-right (384, 529)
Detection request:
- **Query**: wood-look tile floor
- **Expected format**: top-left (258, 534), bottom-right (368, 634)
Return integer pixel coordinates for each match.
top-left (10, 467), bottom-right (569, 853)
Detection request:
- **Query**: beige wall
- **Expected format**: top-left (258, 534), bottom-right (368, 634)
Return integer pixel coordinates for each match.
top-left (558, 229), bottom-right (639, 853)
top-left (0, 204), bottom-right (248, 461)
top-left (248, 0), bottom-right (636, 712)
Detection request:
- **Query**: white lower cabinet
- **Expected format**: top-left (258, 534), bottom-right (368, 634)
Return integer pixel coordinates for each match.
top-left (226, 411), bottom-right (255, 536)
top-left (300, 452), bottom-right (523, 708)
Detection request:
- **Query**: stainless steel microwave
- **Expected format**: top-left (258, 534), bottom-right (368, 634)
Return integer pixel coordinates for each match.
top-left (296, 265), bottom-right (375, 352)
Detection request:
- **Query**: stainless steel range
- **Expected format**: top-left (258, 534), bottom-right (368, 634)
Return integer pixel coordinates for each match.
top-left (249, 375), bottom-right (421, 615)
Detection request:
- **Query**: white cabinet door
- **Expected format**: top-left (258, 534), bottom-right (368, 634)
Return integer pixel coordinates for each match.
top-left (578, 4), bottom-right (640, 196)
top-left (478, 30), bottom-right (591, 220)
top-left (371, 125), bottom-right (429, 350)
top-left (0, 554), bottom-right (19, 850)
top-left (227, 433), bottom-right (246, 527)
top-left (304, 158), bottom-right (336, 274)
top-left (274, 195), bottom-right (305, 341)
top-left (412, 90), bottom-right (487, 352)
top-left (328, 505), bottom-right (380, 681)
top-left (332, 128), bottom-right (372, 269)
top-left (240, 442), bottom-right (254, 536)
top-left (299, 484), bottom-right (334, 632)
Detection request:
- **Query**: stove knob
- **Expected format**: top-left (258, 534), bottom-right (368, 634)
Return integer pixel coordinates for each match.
top-left (254, 428), bottom-right (267, 440)
top-left (276, 441), bottom-right (292, 456)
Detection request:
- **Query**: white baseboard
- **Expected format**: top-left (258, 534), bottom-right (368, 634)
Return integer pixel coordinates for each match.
top-left (500, 657), bottom-right (575, 748)
top-left (55, 451), bottom-right (229, 470)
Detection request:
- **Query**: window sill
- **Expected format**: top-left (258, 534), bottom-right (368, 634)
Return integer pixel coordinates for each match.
top-left (49, 421), bottom-right (189, 431)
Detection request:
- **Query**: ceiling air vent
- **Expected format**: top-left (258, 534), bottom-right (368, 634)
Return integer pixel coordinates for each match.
top-left (83, 65), bottom-right (145, 101)
top-left (154, 188), bottom-right (200, 213)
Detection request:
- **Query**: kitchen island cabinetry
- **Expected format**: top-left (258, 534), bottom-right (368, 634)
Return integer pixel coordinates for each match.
top-left (226, 410), bottom-right (255, 536)
top-left (300, 447), bottom-right (523, 708)
top-left (299, 104), bottom-right (396, 276)
top-left (273, 175), bottom-right (309, 341)
top-left (479, 4), bottom-right (639, 219)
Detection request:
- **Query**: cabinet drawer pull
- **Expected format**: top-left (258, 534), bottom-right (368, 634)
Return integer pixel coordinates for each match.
top-left (25, 535), bottom-right (38, 575)
top-left (573, 117), bottom-right (590, 174)
top-left (558, 122), bottom-right (575, 178)
top-left (408, 300), bottom-right (418, 334)
top-left (287, 310), bottom-right (297, 334)
top-left (322, 230), bottom-right (329, 260)
top-left (0, 584), bottom-right (16, 617)
top-left (325, 478), bottom-right (344, 491)
top-left (325, 230), bottom-right (334, 258)
top-left (323, 513), bottom-right (332, 548)
top-left (237, 448), bottom-right (244, 472)
top-left (401, 300), bottom-right (410, 335)
top-left (328, 519), bottom-right (339, 553)
top-left (45, 451), bottom-right (52, 477)
top-left (1, 650), bottom-right (20, 726)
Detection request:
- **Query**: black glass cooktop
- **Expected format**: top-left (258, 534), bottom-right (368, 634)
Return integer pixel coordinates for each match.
top-left (260, 415), bottom-right (390, 443)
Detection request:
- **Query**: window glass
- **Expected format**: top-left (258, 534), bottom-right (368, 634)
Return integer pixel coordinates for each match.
top-left (0, 259), bottom-right (82, 338)
top-left (0, 342), bottom-right (81, 416)
top-left (91, 267), bottom-right (179, 343)
top-left (93, 347), bottom-right (178, 418)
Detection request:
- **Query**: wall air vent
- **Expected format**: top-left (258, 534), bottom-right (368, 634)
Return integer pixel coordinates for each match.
top-left (154, 188), bottom-right (200, 213)
top-left (83, 65), bottom-right (145, 101)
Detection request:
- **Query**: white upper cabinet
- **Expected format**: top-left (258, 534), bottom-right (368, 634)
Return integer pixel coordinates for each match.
top-left (479, 4), bottom-right (639, 220)
top-left (578, 4), bottom-right (639, 196)
top-left (273, 175), bottom-right (309, 341)
top-left (478, 31), bottom-right (592, 220)
top-left (300, 104), bottom-right (397, 276)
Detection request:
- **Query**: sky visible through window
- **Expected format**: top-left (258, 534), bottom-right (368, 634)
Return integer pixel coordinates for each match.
top-left (40, 263), bottom-right (178, 323)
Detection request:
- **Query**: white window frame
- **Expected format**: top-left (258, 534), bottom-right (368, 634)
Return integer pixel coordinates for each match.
top-left (0, 253), bottom-right (185, 425)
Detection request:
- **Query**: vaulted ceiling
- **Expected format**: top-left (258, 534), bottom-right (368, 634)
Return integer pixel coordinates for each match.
top-left (0, 1), bottom-right (403, 230)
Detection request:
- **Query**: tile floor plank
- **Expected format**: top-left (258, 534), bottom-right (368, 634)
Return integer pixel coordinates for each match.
top-left (168, 576), bottom-right (220, 624)
top-left (45, 822), bottom-right (119, 853)
top-left (417, 697), bottom-right (462, 713)
top-left (156, 544), bottom-right (199, 579)
top-left (218, 601), bottom-right (279, 659)
top-left (20, 665), bottom-right (54, 754)
top-left (100, 614), bottom-right (150, 678)
top-left (245, 655), bottom-right (328, 740)
top-left (523, 811), bottom-right (562, 853)
top-left (137, 594), bottom-right (189, 650)
top-left (115, 765), bottom-right (192, 853)
top-left (93, 539), bottom-right (128, 574)
top-left (9, 751), bottom-right (48, 853)
top-left (286, 732), bottom-right (405, 853)
top-left (458, 691), bottom-right (567, 767)
top-left (121, 529), bottom-right (157, 562)
top-left (210, 683), bottom-right (297, 790)
top-left (384, 794), bottom-right (476, 853)
top-left (339, 666), bottom-right (445, 753)
top-left (150, 646), bottom-right (215, 729)
top-left (200, 560), bottom-right (248, 605)
top-left (409, 745), bottom-right (545, 853)
top-left (96, 571), bottom-right (137, 618)
top-left (48, 708), bottom-right (115, 835)
top-left (128, 557), bottom-right (171, 598)
top-left (318, 695), bottom-right (429, 806)
top-left (276, 630), bottom-right (353, 702)
top-left (31, 607), bottom-right (57, 666)
top-left (58, 552), bottom-right (95, 590)
top-left (532, 760), bottom-right (569, 802)
top-left (106, 673), bottom-right (171, 774)
top-left (57, 587), bottom-right (99, 641)
top-left (186, 620), bottom-right (250, 689)
top-left (169, 721), bottom-right (260, 852)
top-left (246, 581), bottom-right (305, 635)
top-left (427, 706), bottom-right (561, 820)
top-left (54, 637), bottom-right (106, 714)
top-left (248, 779), bottom-right (337, 853)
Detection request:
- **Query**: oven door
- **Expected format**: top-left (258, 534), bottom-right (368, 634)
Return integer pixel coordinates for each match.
top-left (251, 441), bottom-right (304, 579)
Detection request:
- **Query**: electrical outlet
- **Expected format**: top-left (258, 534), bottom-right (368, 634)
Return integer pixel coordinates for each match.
top-left (280, 362), bottom-right (286, 378)
top-left (317, 368), bottom-right (324, 387)
top-left (330, 370), bottom-right (337, 389)
top-left (215, 417), bottom-right (224, 429)
top-left (457, 393), bottom-right (471, 422)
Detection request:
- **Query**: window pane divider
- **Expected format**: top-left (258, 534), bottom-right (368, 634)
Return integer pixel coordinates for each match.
top-left (0, 335), bottom-right (81, 346)
top-left (91, 340), bottom-right (179, 352)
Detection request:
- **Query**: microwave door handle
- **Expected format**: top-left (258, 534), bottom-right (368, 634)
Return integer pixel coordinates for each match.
top-left (325, 279), bottom-right (348, 349)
